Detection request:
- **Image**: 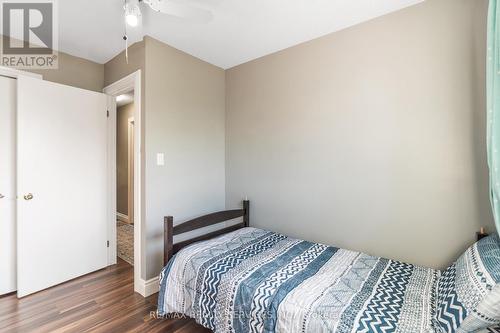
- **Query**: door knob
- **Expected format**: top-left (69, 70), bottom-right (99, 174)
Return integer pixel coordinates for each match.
top-left (0, 194), bottom-right (4, 199)
top-left (23, 193), bottom-right (34, 201)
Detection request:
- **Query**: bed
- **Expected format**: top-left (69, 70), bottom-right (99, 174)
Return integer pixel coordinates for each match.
top-left (158, 201), bottom-right (500, 333)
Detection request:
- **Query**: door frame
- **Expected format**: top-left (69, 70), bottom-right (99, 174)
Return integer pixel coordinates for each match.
top-left (0, 66), bottom-right (42, 80)
top-left (103, 70), bottom-right (145, 296)
top-left (128, 117), bottom-right (135, 225)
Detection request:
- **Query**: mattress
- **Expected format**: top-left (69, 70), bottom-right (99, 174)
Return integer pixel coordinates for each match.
top-left (157, 227), bottom-right (440, 333)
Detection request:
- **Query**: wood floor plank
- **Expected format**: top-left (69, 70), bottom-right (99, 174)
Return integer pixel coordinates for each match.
top-left (0, 259), bottom-right (211, 333)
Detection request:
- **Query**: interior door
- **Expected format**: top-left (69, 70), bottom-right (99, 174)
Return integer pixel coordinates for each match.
top-left (0, 76), bottom-right (17, 295)
top-left (17, 76), bottom-right (109, 297)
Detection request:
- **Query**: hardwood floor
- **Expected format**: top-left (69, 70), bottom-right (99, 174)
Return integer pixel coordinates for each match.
top-left (0, 259), bottom-right (211, 333)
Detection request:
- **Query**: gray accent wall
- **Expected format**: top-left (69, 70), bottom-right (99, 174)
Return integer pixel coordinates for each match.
top-left (225, 0), bottom-right (494, 269)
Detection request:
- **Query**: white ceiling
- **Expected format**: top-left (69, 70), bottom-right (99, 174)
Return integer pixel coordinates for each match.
top-left (58, 0), bottom-right (424, 69)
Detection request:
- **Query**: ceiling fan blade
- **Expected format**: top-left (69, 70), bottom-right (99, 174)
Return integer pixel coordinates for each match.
top-left (173, 0), bottom-right (223, 8)
top-left (143, 0), bottom-right (213, 23)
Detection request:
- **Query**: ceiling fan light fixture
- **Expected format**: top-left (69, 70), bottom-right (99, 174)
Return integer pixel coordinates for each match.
top-left (126, 13), bottom-right (138, 27)
top-left (124, 1), bottom-right (141, 27)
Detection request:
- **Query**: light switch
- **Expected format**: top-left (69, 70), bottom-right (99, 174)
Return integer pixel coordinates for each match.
top-left (156, 153), bottom-right (165, 166)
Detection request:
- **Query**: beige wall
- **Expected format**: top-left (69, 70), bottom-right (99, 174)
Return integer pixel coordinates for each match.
top-left (117, 102), bottom-right (135, 216)
top-left (144, 37), bottom-right (226, 279)
top-left (225, 0), bottom-right (494, 269)
top-left (1, 35), bottom-right (104, 91)
top-left (29, 51), bottom-right (104, 92)
top-left (104, 40), bottom-right (145, 88)
top-left (104, 37), bottom-right (226, 279)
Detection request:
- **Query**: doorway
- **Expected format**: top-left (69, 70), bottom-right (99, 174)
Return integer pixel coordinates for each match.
top-left (116, 92), bottom-right (135, 266)
top-left (103, 70), bottom-right (146, 296)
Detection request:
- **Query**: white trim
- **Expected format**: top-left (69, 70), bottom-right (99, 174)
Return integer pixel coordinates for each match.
top-left (103, 71), bottom-right (139, 96)
top-left (127, 117), bottom-right (135, 225)
top-left (137, 276), bottom-right (159, 297)
top-left (103, 70), bottom-right (144, 296)
top-left (0, 66), bottom-right (42, 80)
top-left (117, 212), bottom-right (129, 223)
top-left (106, 96), bottom-right (117, 266)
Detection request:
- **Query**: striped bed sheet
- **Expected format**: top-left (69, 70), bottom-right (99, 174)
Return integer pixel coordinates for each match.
top-left (157, 227), bottom-right (444, 332)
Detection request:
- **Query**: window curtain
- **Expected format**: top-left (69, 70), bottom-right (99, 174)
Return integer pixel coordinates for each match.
top-left (487, 0), bottom-right (500, 236)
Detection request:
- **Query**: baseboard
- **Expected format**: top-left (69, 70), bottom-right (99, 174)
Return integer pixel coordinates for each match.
top-left (136, 276), bottom-right (159, 297)
top-left (116, 212), bottom-right (129, 223)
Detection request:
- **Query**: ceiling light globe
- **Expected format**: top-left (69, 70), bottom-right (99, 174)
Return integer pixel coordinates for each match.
top-left (126, 14), bottom-right (138, 27)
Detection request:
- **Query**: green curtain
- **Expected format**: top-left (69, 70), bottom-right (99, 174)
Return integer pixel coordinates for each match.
top-left (488, 0), bottom-right (500, 236)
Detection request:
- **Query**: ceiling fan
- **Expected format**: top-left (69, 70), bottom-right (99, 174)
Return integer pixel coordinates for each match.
top-left (121, 0), bottom-right (214, 62)
top-left (124, 0), bottom-right (214, 27)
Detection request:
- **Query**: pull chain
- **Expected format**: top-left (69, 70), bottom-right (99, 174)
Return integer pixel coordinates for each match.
top-left (124, 35), bottom-right (129, 64)
top-left (123, 0), bottom-right (129, 64)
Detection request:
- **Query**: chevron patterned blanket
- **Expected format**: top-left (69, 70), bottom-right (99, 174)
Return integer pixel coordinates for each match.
top-left (158, 227), bottom-right (443, 332)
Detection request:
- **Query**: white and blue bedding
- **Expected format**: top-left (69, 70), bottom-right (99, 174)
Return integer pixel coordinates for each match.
top-left (158, 227), bottom-right (500, 333)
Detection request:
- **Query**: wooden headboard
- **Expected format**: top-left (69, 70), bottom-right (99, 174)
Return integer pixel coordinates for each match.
top-left (164, 200), bottom-right (249, 265)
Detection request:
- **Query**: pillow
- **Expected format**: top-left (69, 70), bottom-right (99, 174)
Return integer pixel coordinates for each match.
top-left (435, 234), bottom-right (500, 333)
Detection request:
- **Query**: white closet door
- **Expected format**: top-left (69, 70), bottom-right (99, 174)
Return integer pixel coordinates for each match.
top-left (0, 76), bottom-right (17, 295)
top-left (17, 76), bottom-right (109, 297)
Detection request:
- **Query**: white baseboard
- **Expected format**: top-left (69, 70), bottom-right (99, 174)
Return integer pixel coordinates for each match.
top-left (116, 212), bottom-right (129, 223)
top-left (136, 276), bottom-right (159, 297)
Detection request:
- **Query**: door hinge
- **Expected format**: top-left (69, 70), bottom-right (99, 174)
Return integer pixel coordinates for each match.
top-left (107, 110), bottom-right (109, 118)
top-left (107, 240), bottom-right (110, 247)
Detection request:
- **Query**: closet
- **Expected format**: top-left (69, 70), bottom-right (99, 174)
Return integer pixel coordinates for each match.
top-left (0, 76), bottom-right (17, 295)
top-left (0, 73), bottom-right (111, 298)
